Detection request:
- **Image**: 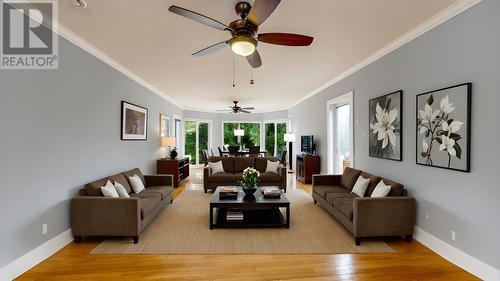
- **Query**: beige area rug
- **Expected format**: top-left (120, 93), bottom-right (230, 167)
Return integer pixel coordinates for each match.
top-left (91, 189), bottom-right (393, 254)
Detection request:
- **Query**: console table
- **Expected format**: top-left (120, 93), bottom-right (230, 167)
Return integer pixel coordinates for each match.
top-left (296, 154), bottom-right (320, 184)
top-left (157, 157), bottom-right (189, 187)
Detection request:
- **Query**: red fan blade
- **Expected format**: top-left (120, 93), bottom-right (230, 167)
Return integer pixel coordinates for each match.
top-left (258, 33), bottom-right (314, 46)
top-left (247, 0), bottom-right (281, 26)
top-left (246, 50), bottom-right (262, 68)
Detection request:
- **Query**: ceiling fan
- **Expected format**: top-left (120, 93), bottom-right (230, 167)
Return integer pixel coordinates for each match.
top-left (217, 101), bottom-right (255, 114)
top-left (168, 0), bottom-right (314, 68)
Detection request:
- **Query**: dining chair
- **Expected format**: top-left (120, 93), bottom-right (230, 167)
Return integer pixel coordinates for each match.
top-left (218, 147), bottom-right (224, 157)
top-left (249, 146), bottom-right (261, 157)
top-left (279, 150), bottom-right (287, 166)
top-left (210, 148), bottom-right (215, 157)
top-left (202, 150), bottom-right (209, 166)
top-left (228, 146), bottom-right (239, 156)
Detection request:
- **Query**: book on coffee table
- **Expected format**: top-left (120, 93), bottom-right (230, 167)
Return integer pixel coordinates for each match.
top-left (262, 186), bottom-right (281, 198)
top-left (219, 186), bottom-right (239, 200)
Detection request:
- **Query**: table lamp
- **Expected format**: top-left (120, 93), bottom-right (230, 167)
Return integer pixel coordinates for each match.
top-left (161, 136), bottom-right (177, 159)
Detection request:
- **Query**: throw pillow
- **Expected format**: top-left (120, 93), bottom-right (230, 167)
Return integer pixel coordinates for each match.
top-left (208, 161), bottom-right (225, 174)
top-left (114, 181), bottom-right (130, 198)
top-left (101, 180), bottom-right (119, 198)
top-left (129, 175), bottom-right (145, 193)
top-left (371, 181), bottom-right (392, 197)
top-left (351, 176), bottom-right (370, 197)
top-left (265, 160), bottom-right (280, 174)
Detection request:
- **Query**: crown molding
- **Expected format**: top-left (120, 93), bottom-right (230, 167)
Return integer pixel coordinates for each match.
top-left (55, 23), bottom-right (184, 109)
top-left (288, 0), bottom-right (482, 109)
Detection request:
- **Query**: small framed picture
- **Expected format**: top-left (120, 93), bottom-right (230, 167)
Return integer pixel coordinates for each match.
top-left (416, 83), bottom-right (471, 172)
top-left (121, 101), bottom-right (148, 141)
top-left (369, 90), bottom-right (403, 161)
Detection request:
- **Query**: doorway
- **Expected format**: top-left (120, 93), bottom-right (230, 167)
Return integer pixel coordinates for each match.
top-left (184, 120), bottom-right (211, 166)
top-left (327, 91), bottom-right (354, 174)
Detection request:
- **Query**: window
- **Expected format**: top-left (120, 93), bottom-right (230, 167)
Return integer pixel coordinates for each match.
top-left (264, 121), bottom-right (287, 156)
top-left (222, 122), bottom-right (261, 148)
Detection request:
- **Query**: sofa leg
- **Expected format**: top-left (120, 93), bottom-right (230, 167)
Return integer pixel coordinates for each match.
top-left (355, 238), bottom-right (361, 246)
top-left (170, 199), bottom-right (173, 203)
top-left (74, 236), bottom-right (82, 244)
top-left (133, 236), bottom-right (139, 244)
top-left (204, 189), bottom-right (207, 193)
top-left (313, 199), bottom-right (317, 204)
top-left (405, 234), bottom-right (413, 242)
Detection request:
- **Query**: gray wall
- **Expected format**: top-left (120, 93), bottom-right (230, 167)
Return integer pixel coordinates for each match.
top-left (289, 0), bottom-right (499, 269)
top-left (183, 110), bottom-right (288, 156)
top-left (0, 37), bottom-right (183, 268)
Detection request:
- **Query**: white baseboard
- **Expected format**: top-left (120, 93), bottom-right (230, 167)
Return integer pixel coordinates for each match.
top-left (0, 229), bottom-right (73, 281)
top-left (414, 227), bottom-right (500, 281)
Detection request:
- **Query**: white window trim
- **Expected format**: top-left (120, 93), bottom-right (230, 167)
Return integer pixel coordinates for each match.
top-left (184, 118), bottom-right (212, 166)
top-left (327, 91), bottom-right (355, 174)
top-left (263, 119), bottom-right (288, 157)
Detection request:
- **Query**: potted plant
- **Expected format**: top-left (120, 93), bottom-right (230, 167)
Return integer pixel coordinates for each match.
top-left (240, 167), bottom-right (259, 196)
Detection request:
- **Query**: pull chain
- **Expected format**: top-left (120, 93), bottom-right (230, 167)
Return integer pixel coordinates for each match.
top-left (232, 55), bottom-right (236, 88)
top-left (250, 68), bottom-right (254, 85)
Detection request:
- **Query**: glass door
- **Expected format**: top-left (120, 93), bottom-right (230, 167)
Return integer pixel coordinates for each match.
top-left (264, 121), bottom-right (287, 156)
top-left (335, 104), bottom-right (351, 174)
top-left (184, 120), bottom-right (211, 165)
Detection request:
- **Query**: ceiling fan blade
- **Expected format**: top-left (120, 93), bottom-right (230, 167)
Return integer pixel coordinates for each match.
top-left (169, 6), bottom-right (229, 31)
top-left (240, 109), bottom-right (252, 113)
top-left (241, 107), bottom-right (255, 110)
top-left (258, 33), bottom-right (314, 46)
top-left (192, 40), bottom-right (229, 56)
top-left (216, 109), bottom-right (232, 112)
top-left (247, 0), bottom-right (281, 26)
top-left (246, 50), bottom-right (262, 68)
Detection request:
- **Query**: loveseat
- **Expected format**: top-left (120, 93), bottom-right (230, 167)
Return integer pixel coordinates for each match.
top-left (203, 156), bottom-right (287, 193)
top-left (312, 167), bottom-right (415, 245)
top-left (71, 168), bottom-right (173, 244)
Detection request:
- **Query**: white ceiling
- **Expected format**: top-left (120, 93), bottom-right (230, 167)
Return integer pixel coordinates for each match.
top-left (58, 0), bottom-right (458, 112)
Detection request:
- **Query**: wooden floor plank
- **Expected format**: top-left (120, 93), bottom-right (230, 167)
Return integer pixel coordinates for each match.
top-left (16, 168), bottom-right (478, 281)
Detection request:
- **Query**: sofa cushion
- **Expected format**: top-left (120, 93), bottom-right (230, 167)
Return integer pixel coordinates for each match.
top-left (123, 168), bottom-right (146, 186)
top-left (207, 173), bottom-right (235, 183)
top-left (360, 171), bottom-right (381, 197)
top-left (209, 157), bottom-right (234, 173)
top-left (340, 167), bottom-right (362, 190)
top-left (130, 192), bottom-right (161, 200)
top-left (234, 157), bottom-right (255, 172)
top-left (313, 185), bottom-right (348, 199)
top-left (326, 192), bottom-right (357, 205)
top-left (380, 178), bottom-right (405, 196)
top-left (255, 157), bottom-right (279, 172)
top-left (143, 185), bottom-right (173, 200)
top-left (233, 172), bottom-right (244, 181)
top-left (140, 197), bottom-right (161, 219)
top-left (84, 177), bottom-right (110, 196)
top-left (258, 172), bottom-right (282, 182)
top-left (333, 198), bottom-right (354, 221)
top-left (109, 173), bottom-right (132, 193)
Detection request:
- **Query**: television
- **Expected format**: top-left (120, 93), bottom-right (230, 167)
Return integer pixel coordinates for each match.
top-left (301, 135), bottom-right (314, 154)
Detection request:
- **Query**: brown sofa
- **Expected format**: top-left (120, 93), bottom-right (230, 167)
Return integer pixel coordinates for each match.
top-left (312, 167), bottom-right (415, 245)
top-left (204, 156), bottom-right (287, 193)
top-left (71, 168), bottom-right (173, 244)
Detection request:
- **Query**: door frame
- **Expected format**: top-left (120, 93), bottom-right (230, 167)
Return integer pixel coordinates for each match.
top-left (263, 119), bottom-right (288, 157)
top-left (184, 118), bottom-right (212, 167)
top-left (327, 91), bottom-right (354, 174)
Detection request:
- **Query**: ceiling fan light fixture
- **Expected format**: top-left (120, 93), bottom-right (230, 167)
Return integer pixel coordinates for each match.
top-left (230, 35), bottom-right (257, 57)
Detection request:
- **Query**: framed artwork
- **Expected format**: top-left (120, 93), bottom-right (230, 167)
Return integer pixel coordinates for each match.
top-left (121, 101), bottom-right (148, 140)
top-left (160, 113), bottom-right (170, 137)
top-left (369, 90), bottom-right (403, 161)
top-left (416, 83), bottom-right (471, 172)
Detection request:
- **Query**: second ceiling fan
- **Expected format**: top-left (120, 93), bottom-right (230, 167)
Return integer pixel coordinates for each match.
top-left (169, 0), bottom-right (314, 68)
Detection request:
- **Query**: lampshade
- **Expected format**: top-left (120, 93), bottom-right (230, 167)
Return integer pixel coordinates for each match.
top-left (234, 129), bottom-right (245, 136)
top-left (161, 136), bottom-right (176, 147)
top-left (284, 133), bottom-right (296, 142)
top-left (230, 35), bottom-right (257, 57)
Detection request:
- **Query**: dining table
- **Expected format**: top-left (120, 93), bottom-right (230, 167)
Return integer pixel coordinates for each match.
top-left (220, 149), bottom-right (267, 156)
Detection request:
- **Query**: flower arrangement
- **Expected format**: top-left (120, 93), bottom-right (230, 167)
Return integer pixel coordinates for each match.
top-left (417, 94), bottom-right (464, 167)
top-left (240, 167), bottom-right (259, 188)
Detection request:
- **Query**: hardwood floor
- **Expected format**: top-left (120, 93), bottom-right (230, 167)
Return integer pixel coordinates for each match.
top-left (16, 169), bottom-right (478, 281)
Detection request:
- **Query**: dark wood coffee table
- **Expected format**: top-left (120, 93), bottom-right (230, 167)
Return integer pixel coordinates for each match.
top-left (209, 186), bottom-right (290, 229)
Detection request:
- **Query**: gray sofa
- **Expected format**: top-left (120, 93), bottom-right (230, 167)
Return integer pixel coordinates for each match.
top-left (312, 167), bottom-right (416, 245)
top-left (204, 156), bottom-right (287, 193)
top-left (71, 168), bottom-right (173, 244)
